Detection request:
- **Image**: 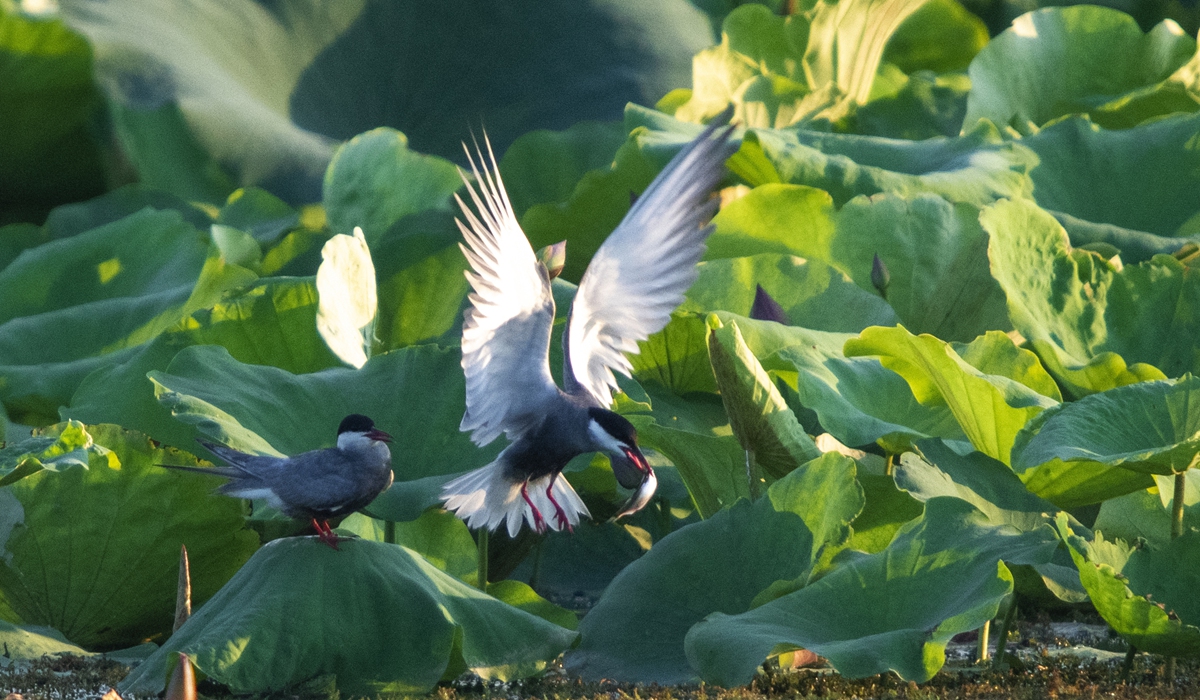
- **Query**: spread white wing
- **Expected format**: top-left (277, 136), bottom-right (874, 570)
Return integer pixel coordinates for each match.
top-left (456, 136), bottom-right (559, 446)
top-left (565, 110), bottom-right (736, 406)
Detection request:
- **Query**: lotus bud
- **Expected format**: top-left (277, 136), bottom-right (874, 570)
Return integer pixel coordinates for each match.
top-left (165, 653), bottom-right (196, 700)
top-left (537, 241), bottom-right (567, 280)
top-left (750, 284), bottom-right (787, 324)
top-left (174, 544), bottom-right (191, 632)
top-left (871, 253), bottom-right (890, 300)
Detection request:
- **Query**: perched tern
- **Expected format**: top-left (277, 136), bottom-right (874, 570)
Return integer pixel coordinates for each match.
top-left (161, 414), bottom-right (393, 550)
top-left (442, 109), bottom-right (737, 537)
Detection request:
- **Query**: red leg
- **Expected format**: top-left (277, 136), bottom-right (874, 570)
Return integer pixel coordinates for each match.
top-left (544, 473), bottom-right (573, 532)
top-left (520, 481), bottom-right (547, 534)
top-left (311, 518), bottom-right (342, 551)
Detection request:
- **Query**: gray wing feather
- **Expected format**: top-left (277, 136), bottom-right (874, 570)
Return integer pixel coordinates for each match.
top-left (455, 134), bottom-right (561, 445)
top-left (565, 108), bottom-right (737, 405)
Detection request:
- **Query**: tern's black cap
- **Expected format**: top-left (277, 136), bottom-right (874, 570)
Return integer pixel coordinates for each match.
top-left (337, 414), bottom-right (376, 435)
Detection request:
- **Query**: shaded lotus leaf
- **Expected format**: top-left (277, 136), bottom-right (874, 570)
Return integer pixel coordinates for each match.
top-left (0, 212), bottom-right (260, 424)
top-left (118, 539), bottom-right (577, 695)
top-left (705, 185), bottom-right (1010, 342)
top-left (217, 187), bottom-right (300, 246)
top-left (1022, 112), bottom-right (1200, 237)
top-left (1095, 471), bottom-right (1200, 550)
top-left (148, 344), bottom-right (499, 519)
top-left (631, 314), bottom-right (718, 397)
top-left (0, 620), bottom-right (91, 662)
top-left (850, 70), bottom-right (972, 140)
top-left (897, 440), bottom-right (1086, 602)
top-left (1058, 514), bottom-right (1200, 657)
top-left (1014, 375), bottom-right (1200, 476)
top-left (684, 497), bottom-right (1059, 685)
top-left (41, 184), bottom-right (211, 240)
top-left (1017, 456), bottom-right (1154, 510)
top-left (0, 9), bottom-right (105, 224)
top-left (59, 0), bottom-right (712, 204)
top-left (845, 326), bottom-right (1058, 465)
top-left (1052, 210), bottom-right (1199, 266)
top-left (65, 277), bottom-right (340, 452)
top-left (565, 453), bottom-right (861, 684)
top-left (0, 424), bottom-right (258, 649)
top-left (683, 254), bottom-right (899, 332)
top-left (724, 313), bottom-right (964, 451)
top-left (707, 316), bottom-right (821, 483)
top-left (316, 228), bottom-right (377, 368)
top-left (498, 121), bottom-right (629, 217)
top-left (842, 473), bottom-right (923, 554)
top-left (965, 7), bottom-right (1199, 132)
top-left (322, 128), bottom-right (462, 245)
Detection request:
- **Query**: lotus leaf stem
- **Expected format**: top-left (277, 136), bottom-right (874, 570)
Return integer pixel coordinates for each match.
top-left (992, 596), bottom-right (1017, 670)
top-left (477, 528), bottom-right (489, 591)
top-left (1121, 645), bottom-right (1137, 682)
top-left (977, 620), bottom-right (990, 662)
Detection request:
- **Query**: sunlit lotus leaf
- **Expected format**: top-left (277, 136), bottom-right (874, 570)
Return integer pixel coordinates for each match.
top-left (118, 539), bottom-right (577, 695)
top-left (59, 0), bottom-right (713, 204)
top-left (566, 453), bottom-right (861, 684)
top-left (1014, 375), bottom-right (1200, 476)
top-left (1058, 514), bottom-right (1200, 657)
top-left (705, 186), bottom-right (1010, 342)
top-left (845, 326), bottom-right (1058, 465)
top-left (0, 424), bottom-right (258, 649)
top-left (0, 419), bottom-right (101, 486)
top-left (685, 498), bottom-right (1059, 684)
top-left (707, 316), bottom-right (820, 481)
top-left (316, 227), bottom-right (377, 368)
top-left (965, 7), bottom-right (1199, 132)
top-left (1094, 470), bottom-right (1200, 550)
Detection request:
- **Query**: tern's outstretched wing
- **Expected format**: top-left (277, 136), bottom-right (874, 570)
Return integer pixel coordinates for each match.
top-left (456, 135), bottom-right (560, 446)
top-left (565, 109), bottom-right (737, 406)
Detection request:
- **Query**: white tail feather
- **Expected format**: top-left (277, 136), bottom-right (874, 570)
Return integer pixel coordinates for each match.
top-left (442, 461), bottom-right (591, 537)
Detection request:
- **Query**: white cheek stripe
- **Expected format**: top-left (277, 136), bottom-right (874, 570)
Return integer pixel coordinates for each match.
top-left (587, 420), bottom-right (627, 454)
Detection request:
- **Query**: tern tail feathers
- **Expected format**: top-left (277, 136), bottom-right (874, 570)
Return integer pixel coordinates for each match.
top-left (156, 463), bottom-right (245, 480)
top-left (442, 462), bottom-right (590, 537)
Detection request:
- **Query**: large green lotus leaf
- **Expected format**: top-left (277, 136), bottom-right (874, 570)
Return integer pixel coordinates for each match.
top-left (148, 344), bottom-right (499, 516)
top-left (0, 424), bottom-right (258, 649)
top-left (216, 187), bottom-right (300, 246)
top-left (371, 212), bottom-right (471, 350)
top-left (0, 8), bottom-right (105, 225)
top-left (845, 326), bottom-right (1057, 465)
top-left (1058, 515), bottom-right (1200, 657)
top-left (707, 317), bottom-right (821, 483)
top-left (723, 313), bottom-right (964, 450)
top-left (0, 620), bottom-right (91, 662)
top-left (631, 314), bottom-right (718, 396)
top-left (0, 224), bottom-right (45, 274)
top-left (881, 0), bottom-right (988, 74)
top-left (1095, 471), bottom-right (1200, 550)
top-left (565, 454), bottom-right (861, 684)
top-left (898, 440), bottom-right (1086, 602)
top-left (713, 116), bottom-right (1036, 207)
top-left (965, 7), bottom-right (1199, 132)
top-left (339, 509), bottom-right (479, 586)
top-left (59, 0), bottom-right (713, 205)
top-left (681, 254), bottom-right (899, 333)
top-left (843, 473), bottom-right (923, 554)
top-left (705, 186), bottom-right (1009, 342)
top-left (1017, 456), bottom-right (1154, 510)
top-left (499, 121), bottom-right (629, 217)
top-left (984, 197), bottom-right (1197, 396)
top-left (1015, 375), bottom-right (1200, 476)
top-left (118, 539), bottom-right (577, 695)
top-left (850, 70), bottom-right (972, 140)
top-left (684, 497), bottom-right (1059, 685)
top-left (0, 209), bottom-right (206, 325)
top-left (64, 277), bottom-right (340, 450)
top-left (1023, 113), bottom-right (1200, 237)
top-left (633, 416), bottom-right (747, 519)
top-left (1053, 210), bottom-right (1200, 266)
top-left (520, 131), bottom-right (665, 284)
top-left (322, 128), bottom-right (462, 245)
top-left (41, 183), bottom-right (211, 240)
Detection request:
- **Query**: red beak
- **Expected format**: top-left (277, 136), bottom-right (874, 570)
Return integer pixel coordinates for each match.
top-left (622, 446), bottom-right (650, 474)
top-left (366, 428), bottom-right (393, 443)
